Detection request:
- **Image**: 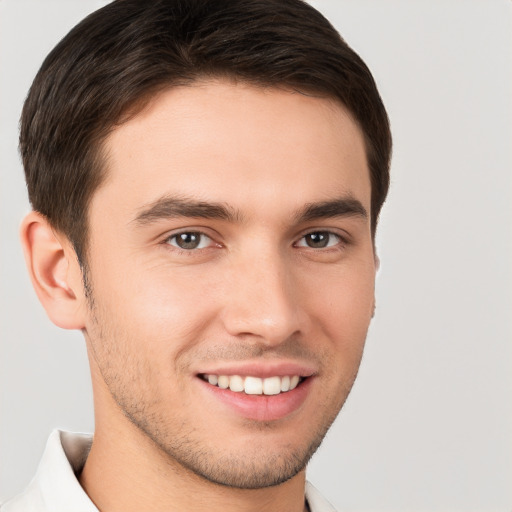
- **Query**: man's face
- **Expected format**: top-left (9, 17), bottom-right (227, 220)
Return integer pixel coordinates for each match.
top-left (83, 81), bottom-right (376, 488)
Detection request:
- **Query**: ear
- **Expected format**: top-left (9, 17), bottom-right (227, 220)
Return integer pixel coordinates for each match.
top-left (20, 211), bottom-right (87, 330)
top-left (372, 252), bottom-right (379, 318)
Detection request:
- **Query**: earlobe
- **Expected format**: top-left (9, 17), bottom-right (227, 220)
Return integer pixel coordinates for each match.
top-left (20, 211), bottom-right (87, 330)
top-left (374, 253), bottom-right (380, 272)
top-left (372, 253), bottom-right (379, 318)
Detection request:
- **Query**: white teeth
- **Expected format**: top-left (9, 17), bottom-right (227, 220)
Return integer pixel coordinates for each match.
top-left (217, 375), bottom-right (229, 389)
top-left (229, 375), bottom-right (244, 392)
top-left (263, 376), bottom-right (281, 395)
top-left (244, 376), bottom-right (263, 395)
top-left (203, 374), bottom-right (303, 395)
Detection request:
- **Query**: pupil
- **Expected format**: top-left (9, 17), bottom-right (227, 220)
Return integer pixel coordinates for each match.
top-left (307, 232), bottom-right (329, 248)
top-left (177, 232), bottom-right (200, 249)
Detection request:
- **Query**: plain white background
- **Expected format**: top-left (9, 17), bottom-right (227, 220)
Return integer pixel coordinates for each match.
top-left (1, 1), bottom-right (511, 510)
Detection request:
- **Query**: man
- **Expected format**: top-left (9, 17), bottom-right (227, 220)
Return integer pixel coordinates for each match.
top-left (2, 0), bottom-right (391, 510)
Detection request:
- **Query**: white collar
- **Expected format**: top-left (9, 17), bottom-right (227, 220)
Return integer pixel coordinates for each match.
top-left (2, 430), bottom-right (96, 512)
top-left (2, 430), bottom-right (336, 512)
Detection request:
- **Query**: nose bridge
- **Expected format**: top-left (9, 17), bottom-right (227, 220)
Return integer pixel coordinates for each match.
top-left (220, 245), bottom-right (301, 344)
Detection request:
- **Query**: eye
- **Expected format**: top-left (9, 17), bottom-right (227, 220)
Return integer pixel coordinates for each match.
top-left (166, 231), bottom-right (213, 250)
top-left (296, 231), bottom-right (341, 249)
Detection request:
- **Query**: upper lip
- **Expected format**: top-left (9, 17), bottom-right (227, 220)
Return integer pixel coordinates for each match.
top-left (196, 361), bottom-right (317, 379)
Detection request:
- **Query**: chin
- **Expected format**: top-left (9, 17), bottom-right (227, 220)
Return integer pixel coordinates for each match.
top-left (134, 411), bottom-right (334, 490)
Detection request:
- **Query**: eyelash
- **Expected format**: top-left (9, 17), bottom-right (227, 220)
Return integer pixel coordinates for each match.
top-left (164, 230), bottom-right (348, 253)
top-left (165, 231), bottom-right (217, 252)
top-left (295, 231), bottom-right (344, 249)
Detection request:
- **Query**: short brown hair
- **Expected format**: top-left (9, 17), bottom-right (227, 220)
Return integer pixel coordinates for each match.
top-left (20, 0), bottom-right (391, 265)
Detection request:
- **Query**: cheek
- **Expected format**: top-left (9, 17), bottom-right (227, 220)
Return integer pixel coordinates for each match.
top-left (303, 261), bottom-right (375, 354)
top-left (306, 255), bottom-right (375, 312)
top-left (84, 267), bottom-right (216, 408)
top-left (89, 260), bottom-right (223, 355)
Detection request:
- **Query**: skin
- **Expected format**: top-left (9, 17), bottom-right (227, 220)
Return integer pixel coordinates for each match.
top-left (22, 80), bottom-right (377, 512)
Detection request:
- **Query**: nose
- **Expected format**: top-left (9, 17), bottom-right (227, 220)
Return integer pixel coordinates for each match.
top-left (219, 251), bottom-right (304, 346)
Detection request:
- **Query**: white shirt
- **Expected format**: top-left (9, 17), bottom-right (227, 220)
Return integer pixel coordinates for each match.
top-left (1, 430), bottom-right (337, 512)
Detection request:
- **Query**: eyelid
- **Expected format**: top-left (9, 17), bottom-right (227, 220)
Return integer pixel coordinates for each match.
top-left (168, 232), bottom-right (211, 249)
top-left (162, 227), bottom-right (222, 250)
top-left (293, 227), bottom-right (351, 251)
top-left (295, 230), bottom-right (341, 247)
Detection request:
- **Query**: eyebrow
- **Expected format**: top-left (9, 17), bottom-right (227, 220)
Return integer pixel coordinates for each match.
top-left (294, 197), bottom-right (368, 223)
top-left (132, 194), bottom-right (367, 226)
top-left (133, 196), bottom-right (242, 225)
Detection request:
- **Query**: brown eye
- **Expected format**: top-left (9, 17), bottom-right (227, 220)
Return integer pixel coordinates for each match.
top-left (168, 232), bottom-right (211, 250)
top-left (298, 231), bottom-right (340, 249)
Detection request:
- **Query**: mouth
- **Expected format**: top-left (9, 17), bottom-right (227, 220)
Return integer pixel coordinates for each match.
top-left (199, 373), bottom-right (305, 396)
top-left (195, 363), bottom-right (316, 421)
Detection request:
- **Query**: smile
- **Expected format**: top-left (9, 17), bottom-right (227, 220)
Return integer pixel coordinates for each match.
top-left (200, 374), bottom-right (303, 395)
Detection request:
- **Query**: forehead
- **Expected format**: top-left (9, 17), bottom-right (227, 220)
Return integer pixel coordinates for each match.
top-left (95, 81), bottom-right (370, 219)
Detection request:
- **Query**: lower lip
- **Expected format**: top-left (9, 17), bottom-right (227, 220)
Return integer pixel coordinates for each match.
top-left (197, 377), bottom-right (313, 422)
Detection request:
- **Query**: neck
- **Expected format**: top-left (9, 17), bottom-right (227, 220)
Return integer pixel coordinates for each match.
top-left (79, 418), bottom-right (308, 512)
